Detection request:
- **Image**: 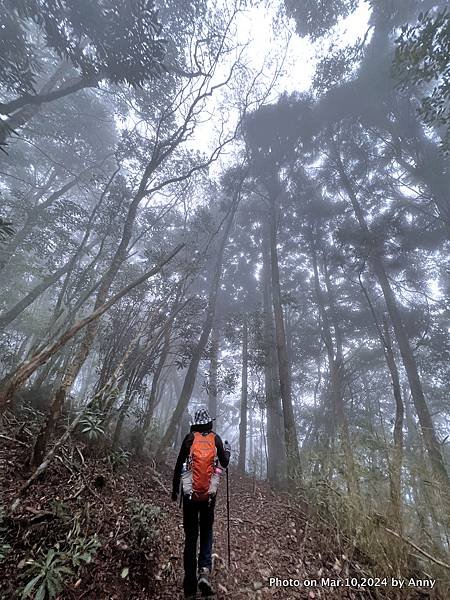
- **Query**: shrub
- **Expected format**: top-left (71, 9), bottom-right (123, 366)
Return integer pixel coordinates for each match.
top-left (127, 499), bottom-right (161, 549)
top-left (105, 448), bottom-right (131, 472)
top-left (21, 533), bottom-right (100, 599)
top-left (78, 412), bottom-right (106, 442)
top-left (22, 547), bottom-right (73, 600)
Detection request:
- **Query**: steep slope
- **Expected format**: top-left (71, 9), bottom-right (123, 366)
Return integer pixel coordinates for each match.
top-left (0, 428), bottom-right (446, 599)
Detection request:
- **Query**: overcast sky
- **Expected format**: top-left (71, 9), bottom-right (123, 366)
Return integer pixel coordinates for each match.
top-left (236, 0), bottom-right (371, 94)
top-left (189, 0), bottom-right (372, 173)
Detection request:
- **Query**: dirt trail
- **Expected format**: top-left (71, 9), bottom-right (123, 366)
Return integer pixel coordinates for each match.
top-left (0, 434), bottom-right (443, 599)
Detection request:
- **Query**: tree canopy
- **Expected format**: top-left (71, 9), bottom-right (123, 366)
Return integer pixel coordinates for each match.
top-left (1, 1), bottom-right (449, 598)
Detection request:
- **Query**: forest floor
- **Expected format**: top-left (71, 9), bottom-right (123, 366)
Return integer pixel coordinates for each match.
top-left (0, 421), bottom-right (445, 600)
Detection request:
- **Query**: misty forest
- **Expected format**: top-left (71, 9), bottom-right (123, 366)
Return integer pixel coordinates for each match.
top-left (1, 0), bottom-right (449, 598)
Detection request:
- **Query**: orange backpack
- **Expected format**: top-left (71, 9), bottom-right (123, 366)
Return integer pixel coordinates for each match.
top-left (190, 431), bottom-right (217, 501)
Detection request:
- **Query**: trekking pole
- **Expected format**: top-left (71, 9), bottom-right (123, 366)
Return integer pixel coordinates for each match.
top-left (226, 464), bottom-right (231, 567)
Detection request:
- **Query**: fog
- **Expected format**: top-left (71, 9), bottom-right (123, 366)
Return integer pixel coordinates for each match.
top-left (1, 1), bottom-right (449, 597)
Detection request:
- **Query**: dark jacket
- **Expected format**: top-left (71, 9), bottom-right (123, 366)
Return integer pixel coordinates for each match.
top-left (172, 423), bottom-right (230, 496)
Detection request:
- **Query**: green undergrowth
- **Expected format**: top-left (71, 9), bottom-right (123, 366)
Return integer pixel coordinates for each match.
top-left (302, 478), bottom-right (449, 597)
top-left (0, 428), bottom-right (167, 600)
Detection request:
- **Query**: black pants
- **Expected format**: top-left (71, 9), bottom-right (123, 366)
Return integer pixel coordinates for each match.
top-left (182, 495), bottom-right (215, 594)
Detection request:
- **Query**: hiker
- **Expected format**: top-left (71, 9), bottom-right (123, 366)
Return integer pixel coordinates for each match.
top-left (172, 408), bottom-right (231, 598)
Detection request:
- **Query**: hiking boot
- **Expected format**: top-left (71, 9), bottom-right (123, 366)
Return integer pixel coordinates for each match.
top-left (198, 567), bottom-right (213, 597)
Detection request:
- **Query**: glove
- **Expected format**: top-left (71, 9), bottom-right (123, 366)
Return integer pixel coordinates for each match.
top-left (171, 490), bottom-right (178, 502)
top-left (224, 440), bottom-right (231, 454)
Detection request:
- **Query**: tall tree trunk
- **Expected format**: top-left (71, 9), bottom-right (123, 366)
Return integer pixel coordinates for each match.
top-left (248, 388), bottom-right (254, 474)
top-left (238, 316), bottom-right (248, 472)
top-left (137, 321), bottom-right (174, 455)
top-left (330, 359), bottom-right (360, 498)
top-left (322, 256), bottom-right (343, 358)
top-left (335, 152), bottom-right (450, 498)
top-left (262, 223), bottom-right (286, 488)
top-left (157, 203), bottom-right (237, 457)
top-left (29, 386), bottom-right (65, 467)
top-left (33, 352), bottom-right (62, 390)
top-left (404, 392), bottom-right (447, 552)
top-left (310, 241), bottom-right (359, 498)
top-left (267, 196), bottom-right (301, 481)
top-left (382, 317), bottom-right (404, 531)
top-left (208, 322), bottom-right (220, 422)
top-left (358, 272), bottom-right (405, 529)
top-left (112, 378), bottom-right (136, 450)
